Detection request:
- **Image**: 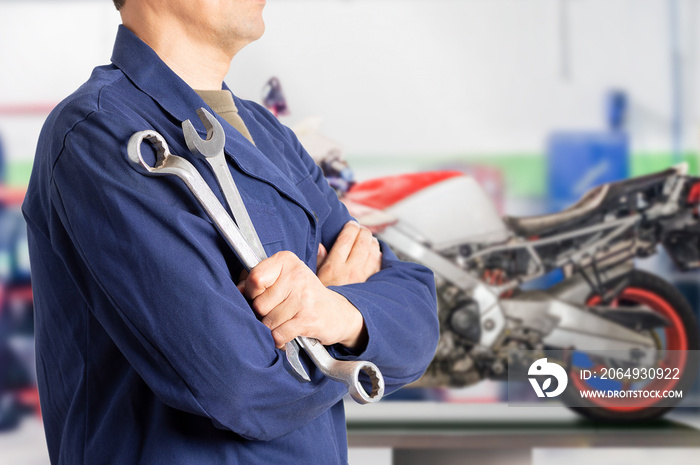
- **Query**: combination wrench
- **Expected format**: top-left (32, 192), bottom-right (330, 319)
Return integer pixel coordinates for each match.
top-left (126, 111), bottom-right (385, 404)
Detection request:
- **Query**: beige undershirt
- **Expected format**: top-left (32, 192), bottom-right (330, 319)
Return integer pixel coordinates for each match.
top-left (195, 89), bottom-right (255, 146)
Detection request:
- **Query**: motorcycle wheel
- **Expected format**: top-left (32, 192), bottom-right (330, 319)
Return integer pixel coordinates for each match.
top-left (561, 269), bottom-right (699, 422)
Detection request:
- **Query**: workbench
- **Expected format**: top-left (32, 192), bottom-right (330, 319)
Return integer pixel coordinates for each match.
top-left (345, 401), bottom-right (700, 465)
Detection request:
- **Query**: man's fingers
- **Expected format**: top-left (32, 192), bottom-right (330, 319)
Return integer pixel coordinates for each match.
top-left (270, 317), bottom-right (309, 349)
top-left (325, 221), bottom-right (361, 263)
top-left (316, 243), bottom-right (328, 269)
top-left (250, 270), bottom-right (296, 318)
top-left (260, 297), bottom-right (299, 333)
top-left (237, 269), bottom-right (249, 294)
top-left (363, 237), bottom-right (382, 277)
top-left (316, 221), bottom-right (384, 287)
top-left (346, 225), bottom-right (374, 269)
top-left (244, 251), bottom-right (295, 300)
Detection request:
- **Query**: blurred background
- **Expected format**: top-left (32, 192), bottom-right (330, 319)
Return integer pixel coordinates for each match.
top-left (1, 0), bottom-right (700, 464)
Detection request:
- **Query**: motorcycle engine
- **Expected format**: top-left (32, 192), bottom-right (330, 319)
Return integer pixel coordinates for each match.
top-left (448, 298), bottom-right (481, 343)
top-left (412, 282), bottom-right (485, 387)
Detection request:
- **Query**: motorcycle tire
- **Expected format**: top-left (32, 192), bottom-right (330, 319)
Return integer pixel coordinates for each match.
top-left (561, 269), bottom-right (699, 422)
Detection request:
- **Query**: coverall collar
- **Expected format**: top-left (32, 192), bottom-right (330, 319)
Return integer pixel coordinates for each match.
top-left (110, 25), bottom-right (315, 218)
top-left (111, 25), bottom-right (202, 125)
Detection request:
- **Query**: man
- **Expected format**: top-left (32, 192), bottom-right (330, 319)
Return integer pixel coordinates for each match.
top-left (22, 0), bottom-right (439, 463)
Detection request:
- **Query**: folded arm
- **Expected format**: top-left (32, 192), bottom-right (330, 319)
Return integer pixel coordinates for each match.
top-left (277, 122), bottom-right (440, 394)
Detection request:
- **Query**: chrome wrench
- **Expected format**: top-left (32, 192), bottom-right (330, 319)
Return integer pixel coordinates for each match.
top-left (126, 128), bottom-right (385, 404)
top-left (181, 110), bottom-right (385, 403)
top-left (181, 109), bottom-right (309, 381)
top-left (182, 108), bottom-right (267, 261)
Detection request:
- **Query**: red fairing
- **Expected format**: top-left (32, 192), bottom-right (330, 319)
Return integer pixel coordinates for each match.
top-left (687, 182), bottom-right (700, 204)
top-left (346, 171), bottom-right (464, 210)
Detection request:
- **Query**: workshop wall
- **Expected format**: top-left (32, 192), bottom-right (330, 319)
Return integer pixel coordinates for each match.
top-left (0, 0), bottom-right (698, 187)
top-left (245, 0), bottom-right (700, 158)
top-left (1, 1), bottom-right (700, 459)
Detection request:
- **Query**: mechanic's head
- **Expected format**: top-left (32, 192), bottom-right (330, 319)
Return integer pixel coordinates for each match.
top-left (117, 0), bottom-right (265, 58)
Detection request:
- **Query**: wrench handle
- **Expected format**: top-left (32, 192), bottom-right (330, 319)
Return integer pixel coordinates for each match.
top-left (296, 336), bottom-right (385, 404)
top-left (128, 130), bottom-right (263, 269)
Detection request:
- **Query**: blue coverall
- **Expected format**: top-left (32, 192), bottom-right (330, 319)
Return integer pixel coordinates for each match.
top-left (22, 25), bottom-right (439, 465)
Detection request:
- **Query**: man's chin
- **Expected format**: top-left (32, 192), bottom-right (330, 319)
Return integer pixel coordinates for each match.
top-left (248, 20), bottom-right (266, 43)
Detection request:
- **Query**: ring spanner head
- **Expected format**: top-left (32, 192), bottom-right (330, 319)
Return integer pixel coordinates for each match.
top-left (182, 108), bottom-right (226, 159)
top-left (127, 130), bottom-right (172, 175)
top-left (297, 337), bottom-right (385, 404)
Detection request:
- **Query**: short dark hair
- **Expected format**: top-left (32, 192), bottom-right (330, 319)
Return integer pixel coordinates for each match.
top-left (113, 0), bottom-right (125, 10)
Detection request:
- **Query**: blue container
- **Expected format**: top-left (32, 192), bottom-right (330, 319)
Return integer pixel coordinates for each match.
top-left (547, 131), bottom-right (629, 213)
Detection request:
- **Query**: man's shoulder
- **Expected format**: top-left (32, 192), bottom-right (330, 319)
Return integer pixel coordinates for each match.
top-left (28, 64), bottom-right (146, 203)
top-left (35, 63), bottom-right (154, 177)
top-left (44, 64), bottom-right (132, 138)
top-left (24, 65), bottom-right (132, 228)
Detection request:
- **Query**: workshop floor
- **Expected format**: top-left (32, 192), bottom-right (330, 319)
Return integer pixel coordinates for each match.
top-left (1, 404), bottom-right (699, 465)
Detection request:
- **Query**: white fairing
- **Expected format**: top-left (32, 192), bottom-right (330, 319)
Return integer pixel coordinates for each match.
top-left (386, 176), bottom-right (510, 250)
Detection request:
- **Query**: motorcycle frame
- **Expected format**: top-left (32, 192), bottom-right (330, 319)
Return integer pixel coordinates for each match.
top-left (463, 214), bottom-right (642, 295)
top-left (378, 219), bottom-right (659, 362)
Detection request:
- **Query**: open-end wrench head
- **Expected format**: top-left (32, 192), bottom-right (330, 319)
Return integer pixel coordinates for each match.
top-left (182, 108), bottom-right (226, 159)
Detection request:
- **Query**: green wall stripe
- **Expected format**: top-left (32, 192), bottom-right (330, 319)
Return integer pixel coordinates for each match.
top-left (6, 161), bottom-right (33, 187)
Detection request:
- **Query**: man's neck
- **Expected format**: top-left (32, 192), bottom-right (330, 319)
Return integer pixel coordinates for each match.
top-left (143, 33), bottom-right (232, 90)
top-left (121, 15), bottom-right (238, 90)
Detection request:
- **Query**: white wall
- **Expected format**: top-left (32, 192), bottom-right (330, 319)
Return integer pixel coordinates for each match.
top-left (236, 0), bottom-right (700, 157)
top-left (0, 1), bottom-right (120, 166)
top-left (0, 0), bottom-right (698, 171)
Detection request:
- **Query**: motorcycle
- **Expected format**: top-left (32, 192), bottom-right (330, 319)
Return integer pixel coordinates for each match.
top-left (262, 77), bottom-right (700, 422)
top-left (341, 165), bottom-right (700, 421)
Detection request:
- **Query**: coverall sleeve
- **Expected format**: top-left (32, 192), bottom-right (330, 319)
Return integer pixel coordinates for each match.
top-left (280, 125), bottom-right (440, 394)
top-left (49, 110), bottom-right (348, 442)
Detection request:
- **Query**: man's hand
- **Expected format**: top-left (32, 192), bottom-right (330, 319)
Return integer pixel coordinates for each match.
top-left (243, 251), bottom-right (367, 350)
top-left (316, 221), bottom-right (382, 287)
